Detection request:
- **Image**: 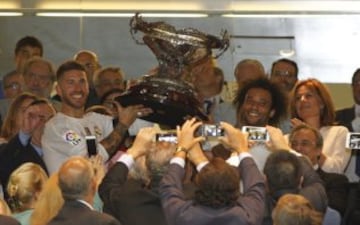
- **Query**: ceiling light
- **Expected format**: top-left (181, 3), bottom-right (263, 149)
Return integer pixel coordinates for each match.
top-left (222, 13), bottom-right (353, 18)
top-left (36, 12), bottom-right (208, 18)
top-left (279, 49), bottom-right (295, 57)
top-left (0, 12), bottom-right (23, 16)
top-left (36, 12), bottom-right (134, 17)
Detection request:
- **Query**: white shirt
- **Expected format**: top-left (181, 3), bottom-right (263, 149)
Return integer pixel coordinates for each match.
top-left (42, 112), bottom-right (113, 174)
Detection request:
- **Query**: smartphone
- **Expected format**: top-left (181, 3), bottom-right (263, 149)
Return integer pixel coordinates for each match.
top-left (346, 133), bottom-right (360, 149)
top-left (199, 124), bottom-right (225, 137)
top-left (241, 126), bottom-right (269, 142)
top-left (86, 135), bottom-right (97, 157)
top-left (155, 132), bottom-right (178, 144)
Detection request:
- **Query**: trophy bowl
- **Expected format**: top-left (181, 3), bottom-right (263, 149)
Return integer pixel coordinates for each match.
top-left (115, 76), bottom-right (207, 128)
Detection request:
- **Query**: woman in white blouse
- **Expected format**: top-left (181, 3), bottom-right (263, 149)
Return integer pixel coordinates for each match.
top-left (289, 78), bottom-right (350, 174)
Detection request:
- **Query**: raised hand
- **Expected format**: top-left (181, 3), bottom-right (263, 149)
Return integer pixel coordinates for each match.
top-left (218, 121), bottom-right (248, 154)
top-left (127, 127), bottom-right (156, 159)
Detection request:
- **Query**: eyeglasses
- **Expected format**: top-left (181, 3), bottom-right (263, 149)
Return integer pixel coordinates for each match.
top-left (290, 140), bottom-right (316, 148)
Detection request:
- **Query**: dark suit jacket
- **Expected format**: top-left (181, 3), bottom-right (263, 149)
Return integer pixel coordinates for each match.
top-left (317, 168), bottom-right (349, 216)
top-left (99, 162), bottom-right (167, 225)
top-left (336, 106), bottom-right (355, 132)
top-left (47, 200), bottom-right (121, 225)
top-left (0, 215), bottom-right (20, 225)
top-left (262, 156), bottom-right (328, 225)
top-left (160, 157), bottom-right (266, 225)
top-left (0, 134), bottom-right (48, 199)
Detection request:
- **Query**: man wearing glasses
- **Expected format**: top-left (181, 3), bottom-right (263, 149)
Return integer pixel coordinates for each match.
top-left (270, 58), bottom-right (299, 134)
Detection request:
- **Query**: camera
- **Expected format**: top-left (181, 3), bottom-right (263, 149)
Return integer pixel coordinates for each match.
top-left (199, 124), bottom-right (225, 137)
top-left (241, 126), bottom-right (269, 142)
top-left (155, 132), bottom-right (177, 144)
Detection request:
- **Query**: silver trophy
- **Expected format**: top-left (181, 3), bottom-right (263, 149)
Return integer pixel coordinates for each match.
top-left (116, 13), bottom-right (229, 127)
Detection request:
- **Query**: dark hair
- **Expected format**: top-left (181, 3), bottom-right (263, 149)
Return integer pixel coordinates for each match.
top-left (289, 124), bottom-right (323, 149)
top-left (264, 151), bottom-right (301, 196)
top-left (15, 36), bottom-right (43, 56)
top-left (271, 58), bottom-right (298, 78)
top-left (56, 60), bottom-right (86, 81)
top-left (351, 68), bottom-right (360, 86)
top-left (233, 77), bottom-right (287, 126)
top-left (194, 157), bottom-right (239, 208)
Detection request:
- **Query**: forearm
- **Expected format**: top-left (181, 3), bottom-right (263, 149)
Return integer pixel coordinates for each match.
top-left (100, 122), bottom-right (128, 156)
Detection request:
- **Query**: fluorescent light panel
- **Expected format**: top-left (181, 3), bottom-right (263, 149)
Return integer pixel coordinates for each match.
top-left (0, 12), bottom-right (23, 16)
top-left (222, 13), bottom-right (352, 18)
top-left (36, 12), bottom-right (208, 18)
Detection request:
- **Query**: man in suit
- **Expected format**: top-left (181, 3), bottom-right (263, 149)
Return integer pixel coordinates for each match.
top-left (99, 127), bottom-right (174, 225)
top-left (48, 156), bottom-right (121, 225)
top-left (263, 150), bottom-right (329, 225)
top-left (336, 68), bottom-right (360, 182)
top-left (288, 124), bottom-right (349, 216)
top-left (192, 59), bottom-right (236, 125)
top-left (159, 118), bottom-right (266, 225)
top-left (0, 98), bottom-right (55, 200)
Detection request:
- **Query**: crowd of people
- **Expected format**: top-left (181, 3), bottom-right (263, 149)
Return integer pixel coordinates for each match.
top-left (0, 35), bottom-right (360, 225)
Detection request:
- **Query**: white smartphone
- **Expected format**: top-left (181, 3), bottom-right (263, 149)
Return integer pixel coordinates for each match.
top-left (241, 126), bottom-right (269, 142)
top-left (346, 133), bottom-right (360, 149)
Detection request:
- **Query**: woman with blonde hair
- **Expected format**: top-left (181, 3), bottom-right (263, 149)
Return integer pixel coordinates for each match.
top-left (7, 162), bottom-right (48, 225)
top-left (272, 194), bottom-right (323, 225)
top-left (30, 173), bottom-right (63, 225)
top-left (290, 78), bottom-right (350, 174)
top-left (0, 93), bottom-right (37, 142)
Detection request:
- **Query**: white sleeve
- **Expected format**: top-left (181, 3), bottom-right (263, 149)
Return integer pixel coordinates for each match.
top-left (321, 126), bottom-right (351, 173)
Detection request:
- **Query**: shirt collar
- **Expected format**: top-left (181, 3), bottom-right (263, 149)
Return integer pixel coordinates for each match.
top-left (77, 199), bottom-right (94, 210)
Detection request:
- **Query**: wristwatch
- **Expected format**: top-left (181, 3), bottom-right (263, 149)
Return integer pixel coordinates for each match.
top-left (175, 146), bottom-right (188, 153)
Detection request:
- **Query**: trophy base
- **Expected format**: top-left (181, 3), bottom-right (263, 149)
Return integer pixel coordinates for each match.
top-left (115, 76), bottom-right (208, 128)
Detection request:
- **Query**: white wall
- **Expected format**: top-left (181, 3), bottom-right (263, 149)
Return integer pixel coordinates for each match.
top-left (0, 15), bottom-right (359, 108)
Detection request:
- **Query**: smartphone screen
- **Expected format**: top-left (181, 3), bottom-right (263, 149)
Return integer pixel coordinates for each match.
top-left (86, 135), bottom-right (97, 157)
top-left (155, 133), bottom-right (177, 144)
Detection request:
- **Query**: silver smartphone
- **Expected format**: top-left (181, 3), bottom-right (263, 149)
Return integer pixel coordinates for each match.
top-left (241, 126), bottom-right (269, 142)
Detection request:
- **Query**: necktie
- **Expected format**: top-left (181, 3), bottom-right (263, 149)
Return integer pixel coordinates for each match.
top-left (204, 100), bottom-right (213, 115)
top-left (356, 150), bottom-right (360, 176)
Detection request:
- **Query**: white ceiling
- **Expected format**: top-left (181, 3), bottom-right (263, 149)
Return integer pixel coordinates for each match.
top-left (5, 0), bottom-right (360, 14)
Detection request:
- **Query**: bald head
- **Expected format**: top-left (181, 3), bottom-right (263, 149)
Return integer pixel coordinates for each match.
top-left (74, 50), bottom-right (100, 86)
top-left (234, 59), bottom-right (265, 85)
top-left (58, 156), bottom-right (95, 200)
